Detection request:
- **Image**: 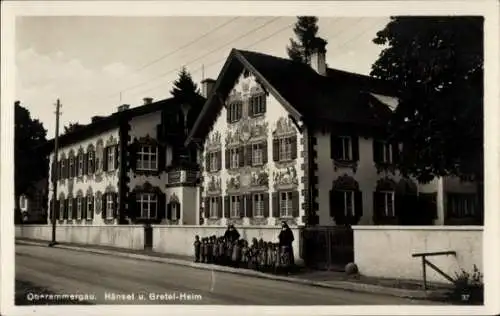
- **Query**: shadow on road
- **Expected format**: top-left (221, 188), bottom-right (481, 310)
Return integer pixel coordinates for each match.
top-left (15, 279), bottom-right (94, 305)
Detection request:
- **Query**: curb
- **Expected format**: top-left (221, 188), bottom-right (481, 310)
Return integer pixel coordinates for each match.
top-left (16, 239), bottom-right (444, 301)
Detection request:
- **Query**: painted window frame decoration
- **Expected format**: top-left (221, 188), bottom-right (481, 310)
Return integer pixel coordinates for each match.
top-left (329, 174), bottom-right (362, 226)
top-left (106, 193), bottom-right (114, 220)
top-left (87, 144), bottom-right (95, 176)
top-left (229, 195), bottom-right (241, 218)
top-left (272, 117), bottom-right (297, 164)
top-left (252, 193), bottom-right (265, 217)
top-left (205, 131), bottom-right (222, 173)
top-left (252, 142), bottom-right (264, 166)
top-left (77, 148), bottom-right (85, 177)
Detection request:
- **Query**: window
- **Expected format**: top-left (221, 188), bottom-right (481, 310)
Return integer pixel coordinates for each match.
top-left (69, 156), bottom-right (75, 177)
top-left (279, 191), bottom-right (293, 218)
top-left (86, 195), bottom-right (94, 219)
top-left (382, 143), bottom-right (393, 163)
top-left (230, 195), bottom-right (241, 218)
top-left (171, 202), bottom-right (178, 221)
top-left (78, 153), bottom-right (84, 176)
top-left (88, 151), bottom-right (94, 174)
top-left (340, 190), bottom-right (355, 217)
top-left (448, 193), bottom-right (477, 217)
top-left (252, 143), bottom-right (264, 166)
top-left (67, 199), bottom-right (73, 219)
top-left (209, 197), bottom-right (218, 218)
top-left (250, 94), bottom-right (266, 116)
top-left (230, 148), bottom-right (239, 169)
top-left (76, 196), bottom-right (83, 219)
top-left (227, 101), bottom-right (242, 123)
top-left (137, 145), bottom-right (158, 171)
top-left (253, 193), bottom-right (264, 217)
top-left (136, 193), bottom-right (157, 219)
top-left (339, 136), bottom-right (352, 160)
top-left (209, 152), bottom-right (218, 172)
top-left (59, 199), bottom-right (65, 220)
top-left (106, 194), bottom-right (114, 219)
top-left (107, 146), bottom-right (116, 170)
top-left (380, 191), bottom-right (395, 217)
top-left (278, 137), bottom-right (293, 161)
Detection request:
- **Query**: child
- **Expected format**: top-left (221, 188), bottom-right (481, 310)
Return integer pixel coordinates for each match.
top-left (212, 236), bottom-right (220, 265)
top-left (266, 242), bottom-right (274, 273)
top-left (225, 238), bottom-right (233, 266)
top-left (218, 237), bottom-right (226, 266)
top-left (206, 237), bottom-right (213, 263)
top-left (200, 238), bottom-right (207, 263)
top-left (193, 235), bottom-right (201, 263)
top-left (231, 239), bottom-right (242, 268)
top-left (248, 238), bottom-right (259, 270)
top-left (241, 240), bottom-right (249, 269)
top-left (257, 239), bottom-right (265, 272)
top-left (271, 243), bottom-right (279, 274)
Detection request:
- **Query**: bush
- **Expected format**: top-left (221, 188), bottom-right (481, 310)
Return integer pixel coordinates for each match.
top-left (448, 264), bottom-right (483, 304)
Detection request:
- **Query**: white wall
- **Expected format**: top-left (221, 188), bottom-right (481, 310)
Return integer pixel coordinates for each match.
top-left (152, 225), bottom-right (302, 264)
top-left (48, 128), bottom-right (120, 225)
top-left (353, 226), bottom-right (483, 283)
top-left (202, 71), bottom-right (306, 226)
top-left (16, 224), bottom-right (144, 250)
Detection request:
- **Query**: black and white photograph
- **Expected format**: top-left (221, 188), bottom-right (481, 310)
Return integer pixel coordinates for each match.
top-left (1, 1), bottom-right (499, 315)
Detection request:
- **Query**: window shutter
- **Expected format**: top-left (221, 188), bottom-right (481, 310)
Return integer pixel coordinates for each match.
top-left (103, 147), bottom-right (108, 171)
top-left (217, 197), bottom-right (223, 218)
top-left (262, 95), bottom-right (267, 114)
top-left (239, 196), bottom-right (245, 218)
top-left (166, 201), bottom-right (172, 220)
top-left (292, 190), bottom-right (300, 218)
top-left (248, 98), bottom-right (254, 117)
top-left (237, 102), bottom-right (243, 120)
top-left (352, 136), bottom-right (360, 161)
top-left (205, 151), bottom-right (210, 172)
top-left (263, 193), bottom-right (270, 217)
top-left (82, 197), bottom-right (87, 220)
top-left (392, 142), bottom-right (400, 164)
top-left (291, 135), bottom-right (297, 160)
top-left (329, 190), bottom-right (345, 220)
top-left (225, 149), bottom-right (230, 169)
top-left (203, 197), bottom-right (209, 218)
top-left (245, 144), bottom-right (252, 166)
top-left (226, 106), bottom-right (231, 123)
top-left (102, 193), bottom-right (107, 219)
top-left (262, 141), bottom-right (268, 164)
top-left (354, 190), bottom-right (363, 219)
top-left (373, 140), bottom-right (383, 164)
top-left (64, 199), bottom-right (68, 219)
top-left (113, 192), bottom-right (118, 218)
top-left (224, 196), bottom-right (230, 218)
top-left (245, 194), bottom-right (252, 218)
top-left (272, 138), bottom-right (279, 161)
top-left (73, 198), bottom-right (78, 220)
top-left (217, 150), bottom-right (222, 171)
top-left (89, 196), bottom-right (94, 219)
top-left (239, 146), bottom-right (245, 167)
top-left (330, 135), bottom-right (342, 160)
top-left (272, 192), bottom-right (279, 218)
top-left (114, 145), bottom-right (119, 170)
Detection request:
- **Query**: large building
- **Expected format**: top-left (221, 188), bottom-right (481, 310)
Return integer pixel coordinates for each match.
top-left (46, 95), bottom-right (204, 226)
top-left (186, 43), bottom-right (481, 227)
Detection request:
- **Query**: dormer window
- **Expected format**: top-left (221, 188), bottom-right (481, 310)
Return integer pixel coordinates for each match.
top-left (249, 94), bottom-right (266, 117)
top-left (227, 101), bottom-right (242, 123)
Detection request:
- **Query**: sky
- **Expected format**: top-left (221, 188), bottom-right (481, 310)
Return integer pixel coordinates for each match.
top-left (15, 16), bottom-right (390, 139)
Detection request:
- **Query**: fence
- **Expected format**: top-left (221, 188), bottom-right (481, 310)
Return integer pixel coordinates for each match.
top-left (300, 226), bottom-right (354, 270)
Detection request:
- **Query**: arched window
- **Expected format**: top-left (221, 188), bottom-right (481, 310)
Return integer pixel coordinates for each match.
top-left (167, 194), bottom-right (181, 221)
top-left (76, 190), bottom-right (84, 220)
top-left (329, 175), bottom-right (362, 225)
top-left (86, 187), bottom-right (94, 220)
top-left (87, 144), bottom-right (95, 175)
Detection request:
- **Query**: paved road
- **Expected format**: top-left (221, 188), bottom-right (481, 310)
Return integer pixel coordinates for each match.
top-left (16, 244), bottom-right (439, 305)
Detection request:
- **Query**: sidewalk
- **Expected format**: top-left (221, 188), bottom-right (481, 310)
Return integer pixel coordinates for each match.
top-left (16, 238), bottom-right (453, 302)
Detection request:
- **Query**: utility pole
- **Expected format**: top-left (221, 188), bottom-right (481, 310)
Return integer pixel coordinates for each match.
top-left (49, 99), bottom-right (61, 247)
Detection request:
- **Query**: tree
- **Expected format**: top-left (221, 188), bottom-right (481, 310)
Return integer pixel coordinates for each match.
top-left (370, 17), bottom-right (483, 216)
top-left (170, 66), bottom-right (205, 126)
top-left (287, 16), bottom-right (327, 63)
top-left (64, 122), bottom-right (85, 134)
top-left (14, 101), bottom-right (48, 223)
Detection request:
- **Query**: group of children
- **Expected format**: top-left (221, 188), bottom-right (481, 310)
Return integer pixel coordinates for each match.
top-left (193, 235), bottom-right (293, 274)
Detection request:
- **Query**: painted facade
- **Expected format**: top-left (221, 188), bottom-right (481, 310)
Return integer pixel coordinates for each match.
top-left (200, 71), bottom-right (305, 227)
top-left (48, 128), bottom-right (120, 225)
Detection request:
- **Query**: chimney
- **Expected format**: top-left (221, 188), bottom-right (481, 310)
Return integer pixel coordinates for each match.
top-left (143, 97), bottom-right (153, 105)
top-left (117, 104), bottom-right (130, 112)
top-left (201, 78), bottom-right (216, 98)
top-left (309, 37), bottom-right (328, 76)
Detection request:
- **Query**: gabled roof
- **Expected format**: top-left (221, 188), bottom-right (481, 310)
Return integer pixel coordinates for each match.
top-left (186, 49), bottom-right (397, 145)
top-left (42, 97), bottom-right (190, 153)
